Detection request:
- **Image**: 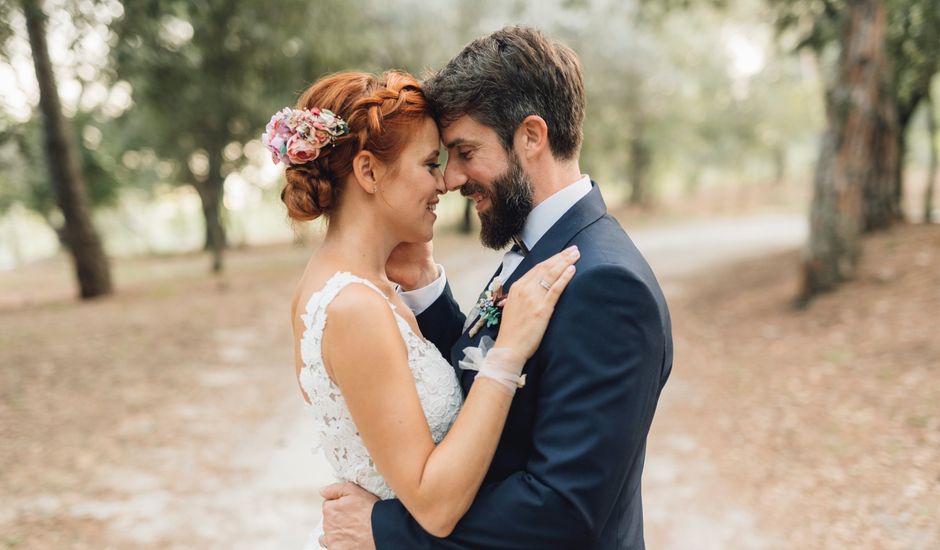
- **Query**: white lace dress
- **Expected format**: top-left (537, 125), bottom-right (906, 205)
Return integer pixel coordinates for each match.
top-left (298, 272), bottom-right (463, 549)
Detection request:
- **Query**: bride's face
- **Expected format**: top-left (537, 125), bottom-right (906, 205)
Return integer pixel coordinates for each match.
top-left (378, 116), bottom-right (445, 243)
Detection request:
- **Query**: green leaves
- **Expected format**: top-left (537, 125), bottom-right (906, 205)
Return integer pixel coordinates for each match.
top-left (109, 0), bottom-right (367, 186)
top-left (769, 0), bottom-right (940, 127)
top-left (483, 307), bottom-right (502, 328)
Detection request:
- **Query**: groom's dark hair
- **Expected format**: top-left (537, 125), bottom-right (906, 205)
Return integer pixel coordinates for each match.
top-left (423, 25), bottom-right (585, 161)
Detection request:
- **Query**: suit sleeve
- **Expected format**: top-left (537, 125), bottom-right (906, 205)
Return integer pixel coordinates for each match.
top-left (372, 264), bottom-right (668, 549)
top-left (415, 281), bottom-right (466, 360)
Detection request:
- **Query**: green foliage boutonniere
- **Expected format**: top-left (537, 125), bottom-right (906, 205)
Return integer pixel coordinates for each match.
top-left (469, 276), bottom-right (506, 337)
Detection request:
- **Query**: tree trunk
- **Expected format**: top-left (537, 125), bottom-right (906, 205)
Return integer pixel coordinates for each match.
top-left (460, 199), bottom-right (473, 234)
top-left (892, 56), bottom-right (936, 228)
top-left (889, 127), bottom-right (905, 226)
top-left (22, 0), bottom-right (112, 299)
top-left (627, 102), bottom-right (652, 207)
top-left (203, 202), bottom-right (228, 252)
top-left (862, 81), bottom-right (901, 231)
top-left (925, 94), bottom-right (937, 223)
top-left (800, 0), bottom-right (891, 304)
top-left (197, 146), bottom-right (226, 273)
top-left (624, 62), bottom-right (652, 207)
top-left (629, 135), bottom-right (652, 206)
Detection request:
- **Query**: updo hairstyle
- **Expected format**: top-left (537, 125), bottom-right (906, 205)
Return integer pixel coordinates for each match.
top-left (280, 71), bottom-right (429, 222)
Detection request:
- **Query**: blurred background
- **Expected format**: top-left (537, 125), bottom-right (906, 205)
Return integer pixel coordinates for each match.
top-left (0, 0), bottom-right (936, 548)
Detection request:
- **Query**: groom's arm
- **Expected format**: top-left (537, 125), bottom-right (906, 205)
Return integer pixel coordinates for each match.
top-left (400, 273), bottom-right (466, 360)
top-left (372, 264), bottom-right (668, 549)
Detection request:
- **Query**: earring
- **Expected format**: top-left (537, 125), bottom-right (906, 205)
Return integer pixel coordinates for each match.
top-left (373, 185), bottom-right (377, 193)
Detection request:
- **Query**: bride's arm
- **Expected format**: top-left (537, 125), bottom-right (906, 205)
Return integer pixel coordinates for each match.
top-left (324, 289), bottom-right (511, 538)
top-left (323, 248), bottom-right (578, 538)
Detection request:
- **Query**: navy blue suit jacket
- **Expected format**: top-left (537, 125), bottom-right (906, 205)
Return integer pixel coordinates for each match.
top-left (372, 182), bottom-right (673, 549)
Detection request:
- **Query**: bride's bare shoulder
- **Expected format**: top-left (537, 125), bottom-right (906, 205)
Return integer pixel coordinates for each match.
top-left (325, 281), bottom-right (392, 325)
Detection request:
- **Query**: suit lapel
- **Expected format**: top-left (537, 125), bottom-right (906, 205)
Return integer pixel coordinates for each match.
top-left (451, 181), bottom-right (609, 395)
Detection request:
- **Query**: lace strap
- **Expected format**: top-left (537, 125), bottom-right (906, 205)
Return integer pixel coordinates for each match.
top-left (303, 272), bottom-right (394, 324)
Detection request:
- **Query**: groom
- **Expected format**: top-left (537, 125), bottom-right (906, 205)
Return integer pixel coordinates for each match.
top-left (320, 26), bottom-right (673, 549)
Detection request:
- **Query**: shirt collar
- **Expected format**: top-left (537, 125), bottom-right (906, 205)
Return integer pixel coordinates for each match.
top-left (518, 175), bottom-right (592, 250)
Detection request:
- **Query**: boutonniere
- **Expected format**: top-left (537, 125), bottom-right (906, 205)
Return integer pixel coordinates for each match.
top-left (469, 276), bottom-right (506, 337)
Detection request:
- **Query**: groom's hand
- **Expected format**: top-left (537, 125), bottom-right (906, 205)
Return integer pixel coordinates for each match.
top-left (320, 482), bottom-right (379, 550)
top-left (386, 241), bottom-right (438, 291)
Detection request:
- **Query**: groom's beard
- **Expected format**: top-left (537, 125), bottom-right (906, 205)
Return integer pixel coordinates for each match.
top-left (461, 153), bottom-right (534, 250)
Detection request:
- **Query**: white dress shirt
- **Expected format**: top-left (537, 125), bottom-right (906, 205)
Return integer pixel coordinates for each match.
top-left (399, 175), bottom-right (593, 314)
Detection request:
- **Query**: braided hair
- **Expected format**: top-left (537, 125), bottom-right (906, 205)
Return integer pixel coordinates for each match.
top-left (281, 71), bottom-right (428, 222)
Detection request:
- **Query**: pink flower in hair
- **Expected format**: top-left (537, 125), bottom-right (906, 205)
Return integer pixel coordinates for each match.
top-left (286, 133), bottom-right (321, 164)
top-left (261, 107), bottom-right (349, 166)
top-left (314, 129), bottom-right (332, 146)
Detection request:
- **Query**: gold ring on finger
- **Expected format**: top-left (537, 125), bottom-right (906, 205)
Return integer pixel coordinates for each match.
top-left (539, 279), bottom-right (552, 291)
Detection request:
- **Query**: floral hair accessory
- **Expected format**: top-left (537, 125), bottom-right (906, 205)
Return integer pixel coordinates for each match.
top-left (262, 107), bottom-right (349, 166)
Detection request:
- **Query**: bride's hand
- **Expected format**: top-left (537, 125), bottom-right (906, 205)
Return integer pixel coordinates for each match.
top-left (495, 246), bottom-right (580, 360)
top-left (386, 241), bottom-right (438, 291)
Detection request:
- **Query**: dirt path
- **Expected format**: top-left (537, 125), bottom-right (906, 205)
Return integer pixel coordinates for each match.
top-left (0, 214), bottom-right (807, 549)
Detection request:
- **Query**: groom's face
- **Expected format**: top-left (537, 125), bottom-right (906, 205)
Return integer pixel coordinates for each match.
top-left (441, 116), bottom-right (534, 250)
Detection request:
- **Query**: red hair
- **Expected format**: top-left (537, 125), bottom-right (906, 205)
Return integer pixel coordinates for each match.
top-left (280, 71), bottom-right (429, 221)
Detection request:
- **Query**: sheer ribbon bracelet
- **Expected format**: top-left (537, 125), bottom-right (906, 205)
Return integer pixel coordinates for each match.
top-left (459, 336), bottom-right (526, 396)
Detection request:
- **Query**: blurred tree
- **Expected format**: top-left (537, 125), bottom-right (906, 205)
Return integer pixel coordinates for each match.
top-left (799, 0), bottom-right (893, 302)
top-left (110, 0), bottom-right (362, 272)
top-left (0, 111), bottom-right (127, 248)
top-left (0, 3), bottom-right (12, 46)
top-left (888, 1), bottom-right (940, 222)
top-left (925, 93), bottom-right (937, 223)
top-left (560, 0), bottom-right (814, 207)
top-left (19, 0), bottom-right (113, 298)
top-left (455, 1), bottom-right (490, 232)
top-left (769, 0), bottom-right (940, 300)
top-left (773, 0), bottom-right (940, 230)
top-left (0, 117), bottom-right (33, 218)
top-left (0, 0), bottom-right (845, 261)
top-left (623, 11), bottom-right (653, 207)
top-left (553, 0), bottom-right (667, 206)
top-left (2, 0), bottom-right (138, 267)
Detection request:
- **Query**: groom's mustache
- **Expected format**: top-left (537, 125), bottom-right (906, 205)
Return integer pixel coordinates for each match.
top-left (460, 182), bottom-right (489, 199)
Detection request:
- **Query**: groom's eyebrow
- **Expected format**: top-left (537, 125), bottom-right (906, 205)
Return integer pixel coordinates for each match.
top-left (444, 138), bottom-right (475, 150)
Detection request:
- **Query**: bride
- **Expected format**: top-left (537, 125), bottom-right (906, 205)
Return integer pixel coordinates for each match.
top-left (267, 71), bottom-right (579, 548)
